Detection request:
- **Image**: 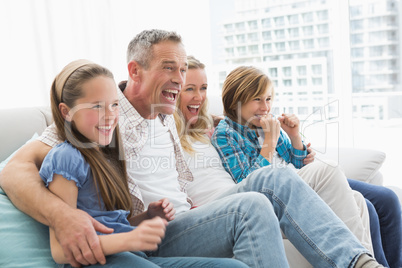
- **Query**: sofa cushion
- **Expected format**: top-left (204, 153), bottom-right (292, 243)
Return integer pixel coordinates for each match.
top-left (0, 134), bottom-right (56, 268)
top-left (315, 147), bottom-right (386, 185)
top-left (0, 107), bottom-right (52, 162)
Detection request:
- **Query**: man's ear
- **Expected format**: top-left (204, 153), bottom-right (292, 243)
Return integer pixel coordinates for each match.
top-left (59, 103), bottom-right (72, 122)
top-left (128, 60), bottom-right (142, 82)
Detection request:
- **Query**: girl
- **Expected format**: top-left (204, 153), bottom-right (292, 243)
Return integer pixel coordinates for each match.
top-left (39, 59), bottom-right (247, 268)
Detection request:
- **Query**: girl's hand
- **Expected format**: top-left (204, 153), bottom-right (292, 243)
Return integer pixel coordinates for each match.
top-left (128, 217), bottom-right (167, 251)
top-left (303, 143), bottom-right (316, 165)
top-left (278, 114), bottom-right (300, 139)
top-left (260, 114), bottom-right (280, 148)
top-left (147, 198), bottom-right (176, 221)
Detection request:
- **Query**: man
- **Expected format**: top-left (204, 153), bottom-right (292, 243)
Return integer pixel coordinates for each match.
top-left (0, 29), bottom-right (382, 267)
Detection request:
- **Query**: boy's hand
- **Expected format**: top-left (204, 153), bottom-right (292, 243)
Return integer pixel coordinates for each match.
top-left (260, 114), bottom-right (280, 148)
top-left (147, 198), bottom-right (176, 221)
top-left (278, 114), bottom-right (300, 139)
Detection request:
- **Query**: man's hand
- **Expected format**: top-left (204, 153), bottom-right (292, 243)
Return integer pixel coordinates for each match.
top-left (147, 198), bottom-right (176, 221)
top-left (303, 143), bottom-right (316, 165)
top-left (53, 208), bottom-right (113, 267)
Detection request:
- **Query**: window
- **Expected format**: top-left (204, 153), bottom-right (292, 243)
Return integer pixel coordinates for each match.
top-left (289, 40), bottom-right (300, 50)
top-left (312, 77), bottom-right (322, 85)
top-left (351, 34), bottom-right (363, 44)
top-left (283, 79), bottom-right (292, 87)
top-left (288, 27), bottom-right (299, 38)
top-left (275, 29), bottom-right (285, 39)
top-left (282, 67), bottom-right (292, 76)
top-left (225, 48), bottom-right (234, 57)
top-left (302, 26), bottom-right (314, 36)
top-left (288, 14), bottom-right (299, 24)
top-left (248, 32), bottom-right (259, 42)
top-left (318, 37), bottom-right (329, 48)
top-left (263, 43), bottom-right (272, 53)
top-left (235, 22), bottom-right (245, 31)
top-left (312, 64), bottom-right (322, 75)
top-left (248, 20), bottom-right (258, 30)
top-left (236, 34), bottom-right (246, 43)
top-left (224, 23), bottom-right (234, 32)
top-left (297, 66), bottom-right (307, 76)
top-left (298, 107), bottom-right (308, 115)
top-left (261, 18), bottom-right (271, 28)
top-left (302, 12), bottom-right (313, 23)
top-left (262, 31), bottom-right (272, 40)
top-left (303, 39), bottom-right (314, 49)
top-left (224, 36), bottom-right (234, 45)
top-left (298, 78), bottom-right (307, 86)
top-left (269, 68), bottom-right (278, 77)
top-left (248, 45), bottom-right (259, 54)
top-left (317, 24), bottom-right (329, 34)
top-left (237, 46), bottom-right (246, 56)
top-left (350, 20), bottom-right (363, 31)
top-left (316, 10), bottom-right (328, 21)
top-left (275, 42), bottom-right (286, 51)
top-left (274, 16), bottom-right (285, 26)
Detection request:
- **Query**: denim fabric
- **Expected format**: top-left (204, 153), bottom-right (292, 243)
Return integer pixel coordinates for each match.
top-left (150, 168), bottom-right (368, 268)
top-left (364, 199), bottom-right (389, 266)
top-left (348, 179), bottom-right (402, 268)
top-left (154, 191), bottom-right (289, 267)
top-left (61, 251), bottom-right (248, 268)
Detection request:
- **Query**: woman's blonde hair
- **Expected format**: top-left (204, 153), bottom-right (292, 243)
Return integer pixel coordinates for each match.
top-left (222, 66), bottom-right (274, 123)
top-left (174, 56), bottom-right (212, 153)
top-left (50, 62), bottom-right (133, 218)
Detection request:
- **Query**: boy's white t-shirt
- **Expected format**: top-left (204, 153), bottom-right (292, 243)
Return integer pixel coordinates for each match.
top-left (127, 117), bottom-right (191, 214)
top-left (257, 129), bottom-right (296, 170)
top-left (184, 140), bottom-right (235, 206)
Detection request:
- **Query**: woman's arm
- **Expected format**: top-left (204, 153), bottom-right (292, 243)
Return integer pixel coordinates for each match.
top-left (48, 175), bottom-right (167, 264)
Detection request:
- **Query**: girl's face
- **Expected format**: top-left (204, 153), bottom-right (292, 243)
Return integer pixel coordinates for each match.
top-left (240, 87), bottom-right (273, 128)
top-left (66, 76), bottom-right (119, 146)
top-left (179, 68), bottom-right (207, 125)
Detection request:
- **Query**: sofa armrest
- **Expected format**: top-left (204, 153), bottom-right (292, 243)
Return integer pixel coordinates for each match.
top-left (314, 147), bottom-right (386, 185)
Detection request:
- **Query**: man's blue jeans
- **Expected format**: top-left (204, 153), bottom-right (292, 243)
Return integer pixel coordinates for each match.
top-left (153, 167), bottom-right (369, 268)
top-left (349, 178), bottom-right (402, 268)
top-left (71, 251), bottom-right (248, 268)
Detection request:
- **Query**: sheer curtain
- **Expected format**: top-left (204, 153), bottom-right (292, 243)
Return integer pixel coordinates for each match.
top-left (0, 0), bottom-right (211, 109)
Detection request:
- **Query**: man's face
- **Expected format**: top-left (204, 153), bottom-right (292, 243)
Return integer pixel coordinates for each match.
top-left (138, 40), bottom-right (187, 118)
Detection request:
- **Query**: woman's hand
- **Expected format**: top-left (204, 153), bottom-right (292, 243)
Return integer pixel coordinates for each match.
top-left (303, 143), bottom-right (316, 165)
top-left (147, 198), bottom-right (176, 221)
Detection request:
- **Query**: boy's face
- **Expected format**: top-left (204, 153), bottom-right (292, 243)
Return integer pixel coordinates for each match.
top-left (240, 87), bottom-right (273, 128)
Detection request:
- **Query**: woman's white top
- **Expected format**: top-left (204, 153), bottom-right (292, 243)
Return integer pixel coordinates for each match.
top-left (184, 140), bottom-right (236, 206)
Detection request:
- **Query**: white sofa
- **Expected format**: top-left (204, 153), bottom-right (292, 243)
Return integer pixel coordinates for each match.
top-left (0, 106), bottom-right (401, 268)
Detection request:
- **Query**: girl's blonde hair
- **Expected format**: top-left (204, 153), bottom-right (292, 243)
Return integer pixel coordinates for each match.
top-left (174, 56), bottom-right (213, 153)
top-left (50, 61), bottom-right (133, 218)
top-left (222, 66), bottom-right (274, 123)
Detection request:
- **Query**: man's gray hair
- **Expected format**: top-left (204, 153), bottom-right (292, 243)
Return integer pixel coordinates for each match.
top-left (126, 29), bottom-right (182, 69)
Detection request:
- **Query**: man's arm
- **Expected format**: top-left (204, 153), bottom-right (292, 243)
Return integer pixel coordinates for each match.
top-left (0, 140), bottom-right (111, 267)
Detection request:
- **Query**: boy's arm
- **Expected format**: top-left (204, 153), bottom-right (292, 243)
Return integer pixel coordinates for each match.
top-left (0, 140), bottom-right (110, 267)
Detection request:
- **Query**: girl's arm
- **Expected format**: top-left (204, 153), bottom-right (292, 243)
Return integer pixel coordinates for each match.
top-left (48, 174), bottom-right (167, 264)
top-left (212, 128), bottom-right (269, 183)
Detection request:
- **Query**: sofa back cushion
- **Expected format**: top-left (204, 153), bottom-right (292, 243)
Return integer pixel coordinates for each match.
top-left (0, 107), bottom-right (52, 162)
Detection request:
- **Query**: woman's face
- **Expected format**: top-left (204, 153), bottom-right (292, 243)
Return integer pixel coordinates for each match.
top-left (240, 87), bottom-right (273, 128)
top-left (179, 68), bottom-right (208, 125)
